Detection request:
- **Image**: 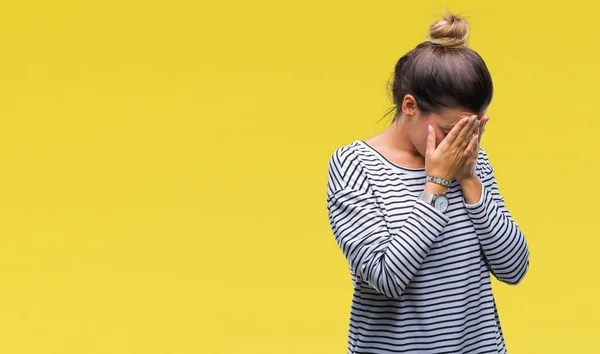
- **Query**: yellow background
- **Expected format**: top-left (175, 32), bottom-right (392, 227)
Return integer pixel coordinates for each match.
top-left (0, 0), bottom-right (597, 353)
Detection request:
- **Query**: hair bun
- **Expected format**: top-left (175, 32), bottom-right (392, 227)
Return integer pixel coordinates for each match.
top-left (428, 14), bottom-right (469, 48)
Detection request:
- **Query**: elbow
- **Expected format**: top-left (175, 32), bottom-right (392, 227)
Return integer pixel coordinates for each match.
top-left (500, 259), bottom-right (530, 285)
top-left (496, 241), bottom-right (530, 285)
top-left (376, 285), bottom-right (406, 300)
top-left (364, 275), bottom-right (408, 300)
top-left (359, 264), bottom-right (408, 299)
top-left (502, 275), bottom-right (525, 286)
top-left (382, 285), bottom-right (407, 299)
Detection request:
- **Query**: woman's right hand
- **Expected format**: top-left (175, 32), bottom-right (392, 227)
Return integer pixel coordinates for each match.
top-left (425, 115), bottom-right (480, 181)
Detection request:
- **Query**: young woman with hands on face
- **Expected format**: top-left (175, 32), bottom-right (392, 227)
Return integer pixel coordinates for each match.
top-left (426, 112), bottom-right (491, 203)
top-left (326, 13), bottom-right (528, 354)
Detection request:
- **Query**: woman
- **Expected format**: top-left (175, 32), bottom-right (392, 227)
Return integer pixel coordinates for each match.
top-left (326, 14), bottom-right (530, 354)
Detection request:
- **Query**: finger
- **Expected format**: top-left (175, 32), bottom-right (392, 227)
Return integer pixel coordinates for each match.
top-left (463, 118), bottom-right (481, 152)
top-left (426, 125), bottom-right (436, 157)
top-left (476, 116), bottom-right (488, 144)
top-left (445, 116), bottom-right (471, 146)
top-left (471, 116), bottom-right (481, 135)
top-left (478, 116), bottom-right (488, 143)
top-left (443, 116), bottom-right (470, 146)
top-left (478, 116), bottom-right (485, 134)
top-left (464, 132), bottom-right (479, 157)
top-left (482, 116), bottom-right (490, 134)
top-left (476, 116), bottom-right (486, 142)
top-left (457, 115), bottom-right (478, 150)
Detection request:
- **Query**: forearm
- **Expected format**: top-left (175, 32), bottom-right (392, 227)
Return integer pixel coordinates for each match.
top-left (328, 189), bottom-right (450, 299)
top-left (458, 176), bottom-right (483, 205)
top-left (463, 177), bottom-right (529, 284)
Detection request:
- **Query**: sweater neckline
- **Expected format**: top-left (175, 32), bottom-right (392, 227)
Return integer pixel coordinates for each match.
top-left (354, 140), bottom-right (426, 175)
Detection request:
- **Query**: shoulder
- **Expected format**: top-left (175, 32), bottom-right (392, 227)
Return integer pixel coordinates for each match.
top-left (475, 147), bottom-right (495, 177)
top-left (328, 141), bottom-right (365, 174)
top-left (327, 141), bottom-right (371, 192)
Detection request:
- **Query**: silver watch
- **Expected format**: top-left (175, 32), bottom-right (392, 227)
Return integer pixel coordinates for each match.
top-left (418, 191), bottom-right (449, 213)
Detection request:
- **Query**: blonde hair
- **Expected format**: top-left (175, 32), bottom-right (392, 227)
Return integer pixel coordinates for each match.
top-left (427, 14), bottom-right (469, 49)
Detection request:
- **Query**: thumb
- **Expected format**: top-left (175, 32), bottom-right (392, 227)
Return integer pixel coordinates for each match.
top-left (426, 125), bottom-right (436, 156)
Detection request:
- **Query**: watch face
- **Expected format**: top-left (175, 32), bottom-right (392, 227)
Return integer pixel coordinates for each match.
top-left (434, 194), bottom-right (449, 213)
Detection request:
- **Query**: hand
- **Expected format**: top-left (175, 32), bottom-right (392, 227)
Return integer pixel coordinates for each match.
top-left (425, 115), bottom-right (480, 181)
top-left (456, 115), bottom-right (490, 183)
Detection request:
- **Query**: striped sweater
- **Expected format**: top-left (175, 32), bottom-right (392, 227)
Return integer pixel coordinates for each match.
top-left (326, 140), bottom-right (529, 354)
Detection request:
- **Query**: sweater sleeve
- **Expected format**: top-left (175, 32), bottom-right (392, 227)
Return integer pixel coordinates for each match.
top-left (326, 146), bottom-right (450, 299)
top-left (465, 149), bottom-right (530, 285)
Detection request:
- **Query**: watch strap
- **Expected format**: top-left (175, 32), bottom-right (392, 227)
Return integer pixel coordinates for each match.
top-left (418, 191), bottom-right (435, 205)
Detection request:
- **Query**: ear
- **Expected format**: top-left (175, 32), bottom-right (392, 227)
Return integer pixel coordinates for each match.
top-left (401, 94), bottom-right (418, 119)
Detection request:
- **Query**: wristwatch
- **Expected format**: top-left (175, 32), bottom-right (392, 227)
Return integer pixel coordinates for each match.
top-left (418, 191), bottom-right (449, 213)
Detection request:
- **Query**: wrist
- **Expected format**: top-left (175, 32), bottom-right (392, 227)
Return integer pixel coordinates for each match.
top-left (459, 176), bottom-right (483, 205)
top-left (457, 174), bottom-right (480, 186)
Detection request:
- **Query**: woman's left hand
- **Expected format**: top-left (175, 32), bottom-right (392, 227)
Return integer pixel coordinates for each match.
top-left (456, 115), bottom-right (490, 183)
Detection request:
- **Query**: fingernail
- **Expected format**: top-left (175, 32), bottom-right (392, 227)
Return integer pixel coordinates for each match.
top-left (428, 125), bottom-right (432, 133)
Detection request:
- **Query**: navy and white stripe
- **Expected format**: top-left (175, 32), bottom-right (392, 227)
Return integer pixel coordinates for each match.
top-left (326, 140), bottom-right (529, 354)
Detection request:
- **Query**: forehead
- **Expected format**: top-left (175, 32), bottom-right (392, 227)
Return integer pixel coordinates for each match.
top-left (436, 107), bottom-right (481, 128)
